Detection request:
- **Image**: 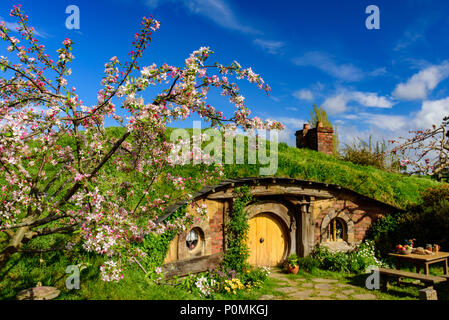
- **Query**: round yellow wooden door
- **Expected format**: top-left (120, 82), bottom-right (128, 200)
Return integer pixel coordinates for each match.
top-left (247, 213), bottom-right (288, 266)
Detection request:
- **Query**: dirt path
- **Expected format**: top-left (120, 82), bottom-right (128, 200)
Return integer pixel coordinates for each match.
top-left (259, 270), bottom-right (378, 300)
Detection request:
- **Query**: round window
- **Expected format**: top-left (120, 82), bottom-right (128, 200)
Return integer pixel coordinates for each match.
top-left (186, 228), bottom-right (200, 251)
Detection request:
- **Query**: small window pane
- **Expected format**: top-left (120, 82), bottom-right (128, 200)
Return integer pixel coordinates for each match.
top-left (328, 218), bottom-right (345, 241)
top-left (186, 229), bottom-right (199, 250)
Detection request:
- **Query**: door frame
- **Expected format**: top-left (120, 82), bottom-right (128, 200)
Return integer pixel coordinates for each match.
top-left (245, 200), bottom-right (296, 265)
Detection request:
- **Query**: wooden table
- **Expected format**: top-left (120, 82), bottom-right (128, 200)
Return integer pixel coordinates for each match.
top-left (389, 251), bottom-right (449, 275)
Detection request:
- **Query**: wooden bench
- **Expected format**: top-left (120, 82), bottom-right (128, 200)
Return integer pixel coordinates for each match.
top-left (378, 267), bottom-right (447, 299)
top-left (379, 267), bottom-right (447, 288)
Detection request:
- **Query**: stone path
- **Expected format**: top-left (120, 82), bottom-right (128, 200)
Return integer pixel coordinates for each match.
top-left (259, 270), bottom-right (378, 300)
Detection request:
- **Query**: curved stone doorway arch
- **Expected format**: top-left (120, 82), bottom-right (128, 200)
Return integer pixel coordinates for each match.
top-left (245, 201), bottom-right (297, 266)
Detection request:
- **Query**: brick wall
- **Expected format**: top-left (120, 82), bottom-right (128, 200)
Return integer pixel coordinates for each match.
top-left (209, 205), bottom-right (224, 254)
top-left (295, 122), bottom-right (333, 155)
top-left (314, 199), bottom-right (384, 244)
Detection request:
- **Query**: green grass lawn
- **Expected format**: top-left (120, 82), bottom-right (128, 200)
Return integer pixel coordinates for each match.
top-left (3, 248), bottom-right (446, 300)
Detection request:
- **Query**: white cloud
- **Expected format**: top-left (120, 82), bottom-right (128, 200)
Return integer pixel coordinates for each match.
top-left (393, 62), bottom-right (449, 101)
top-left (369, 67), bottom-right (387, 77)
top-left (351, 92), bottom-right (394, 109)
top-left (322, 93), bottom-right (349, 114)
top-left (145, 0), bottom-right (259, 34)
top-left (359, 113), bottom-right (407, 131)
top-left (292, 51), bottom-right (364, 82)
top-left (0, 16), bottom-right (48, 38)
top-left (253, 39), bottom-right (285, 54)
top-left (145, 0), bottom-right (160, 7)
top-left (292, 89), bottom-right (314, 101)
top-left (413, 97), bottom-right (449, 129)
top-left (394, 30), bottom-right (424, 52)
top-left (342, 114), bottom-right (359, 120)
top-left (322, 90), bottom-right (394, 115)
top-left (269, 117), bottom-right (306, 146)
top-left (337, 125), bottom-right (373, 146)
top-left (285, 107), bottom-right (298, 112)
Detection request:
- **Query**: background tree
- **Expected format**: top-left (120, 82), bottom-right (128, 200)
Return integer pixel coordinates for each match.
top-left (391, 116), bottom-right (449, 176)
top-left (308, 104), bottom-right (339, 156)
top-left (341, 135), bottom-right (401, 172)
top-left (0, 5), bottom-right (283, 281)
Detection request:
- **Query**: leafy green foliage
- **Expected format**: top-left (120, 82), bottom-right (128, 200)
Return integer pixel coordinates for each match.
top-left (368, 184), bottom-right (449, 257)
top-left (366, 214), bottom-right (400, 257)
top-left (311, 241), bottom-right (384, 273)
top-left (221, 185), bottom-right (252, 273)
top-left (141, 231), bottom-right (176, 270)
top-left (140, 205), bottom-right (188, 271)
top-left (296, 256), bottom-right (320, 273)
top-left (286, 253), bottom-right (299, 267)
top-left (308, 104), bottom-right (339, 156)
top-left (340, 135), bottom-right (401, 172)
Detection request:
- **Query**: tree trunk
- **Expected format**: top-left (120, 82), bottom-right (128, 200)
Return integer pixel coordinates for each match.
top-left (0, 225), bottom-right (33, 269)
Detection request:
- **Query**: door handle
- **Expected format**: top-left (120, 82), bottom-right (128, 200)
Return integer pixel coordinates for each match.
top-left (260, 237), bottom-right (264, 243)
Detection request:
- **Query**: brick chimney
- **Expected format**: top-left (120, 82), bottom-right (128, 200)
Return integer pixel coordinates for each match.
top-left (295, 122), bottom-right (333, 155)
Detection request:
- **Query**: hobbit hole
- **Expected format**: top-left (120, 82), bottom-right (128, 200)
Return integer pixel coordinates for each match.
top-left (161, 178), bottom-right (400, 277)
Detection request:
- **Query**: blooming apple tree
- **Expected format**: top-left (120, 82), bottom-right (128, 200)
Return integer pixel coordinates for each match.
top-left (391, 117), bottom-right (449, 176)
top-left (0, 5), bottom-right (284, 281)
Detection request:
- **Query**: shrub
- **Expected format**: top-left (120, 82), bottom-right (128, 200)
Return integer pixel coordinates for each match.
top-left (140, 230), bottom-right (177, 271)
top-left (177, 266), bottom-right (270, 298)
top-left (222, 186), bottom-right (252, 273)
top-left (340, 136), bottom-right (401, 172)
top-left (366, 213), bottom-right (400, 256)
top-left (368, 184), bottom-right (449, 257)
top-left (311, 241), bottom-right (384, 273)
top-left (296, 256), bottom-right (320, 273)
top-left (347, 241), bottom-right (385, 272)
top-left (312, 246), bottom-right (350, 272)
top-left (286, 253), bottom-right (299, 267)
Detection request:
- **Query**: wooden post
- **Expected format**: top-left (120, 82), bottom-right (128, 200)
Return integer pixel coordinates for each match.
top-left (419, 287), bottom-right (438, 300)
top-left (300, 203), bottom-right (310, 257)
top-left (444, 258), bottom-right (448, 275)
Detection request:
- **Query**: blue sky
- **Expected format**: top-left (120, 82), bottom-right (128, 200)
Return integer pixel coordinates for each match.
top-left (2, 0), bottom-right (449, 146)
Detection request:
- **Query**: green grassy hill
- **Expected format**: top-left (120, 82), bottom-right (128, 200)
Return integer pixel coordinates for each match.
top-left (223, 142), bottom-right (439, 208)
top-left (154, 126), bottom-right (440, 209)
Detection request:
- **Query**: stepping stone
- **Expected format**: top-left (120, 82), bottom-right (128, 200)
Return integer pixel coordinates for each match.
top-left (270, 273), bottom-right (289, 279)
top-left (288, 290), bottom-right (314, 300)
top-left (277, 287), bottom-right (298, 294)
top-left (342, 289), bottom-right (355, 295)
top-left (317, 290), bottom-right (334, 297)
top-left (258, 295), bottom-right (275, 300)
top-left (302, 282), bottom-right (314, 288)
top-left (312, 278), bottom-right (338, 283)
top-left (306, 297), bottom-right (333, 300)
top-left (335, 294), bottom-right (348, 300)
top-left (16, 286), bottom-right (60, 300)
top-left (314, 283), bottom-right (333, 290)
top-left (335, 283), bottom-right (352, 288)
top-left (352, 293), bottom-right (377, 300)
